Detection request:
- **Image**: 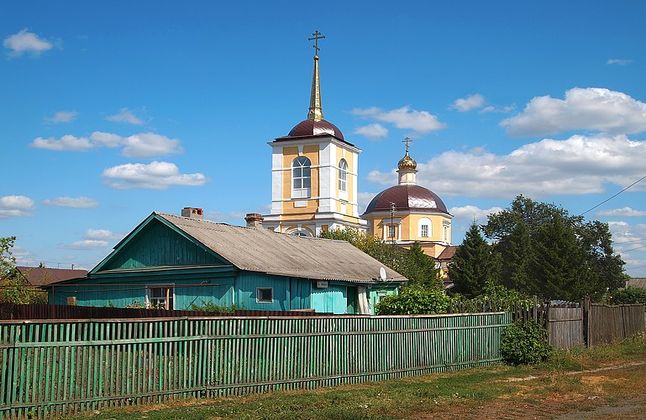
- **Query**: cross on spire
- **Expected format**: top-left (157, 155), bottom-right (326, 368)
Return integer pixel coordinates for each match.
top-left (308, 30), bottom-right (326, 56)
top-left (403, 137), bottom-right (413, 154)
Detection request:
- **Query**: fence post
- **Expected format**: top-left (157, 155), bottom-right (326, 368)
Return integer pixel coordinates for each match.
top-left (584, 296), bottom-right (591, 347)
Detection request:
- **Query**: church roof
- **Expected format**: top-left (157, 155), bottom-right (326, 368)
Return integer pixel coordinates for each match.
top-left (363, 185), bottom-right (450, 215)
top-left (274, 119), bottom-right (352, 145)
top-left (124, 213), bottom-right (407, 284)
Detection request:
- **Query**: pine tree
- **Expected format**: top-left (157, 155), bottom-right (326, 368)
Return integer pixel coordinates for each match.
top-left (503, 221), bottom-right (535, 294)
top-left (449, 223), bottom-right (497, 297)
top-left (401, 242), bottom-right (441, 289)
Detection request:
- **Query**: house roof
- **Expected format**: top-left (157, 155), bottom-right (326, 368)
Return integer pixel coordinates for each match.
top-left (626, 278), bottom-right (646, 289)
top-left (153, 212), bottom-right (406, 284)
top-left (437, 246), bottom-right (458, 261)
top-left (16, 266), bottom-right (88, 287)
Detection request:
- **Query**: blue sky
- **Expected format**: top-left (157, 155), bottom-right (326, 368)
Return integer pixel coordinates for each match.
top-left (2, 0), bottom-right (646, 276)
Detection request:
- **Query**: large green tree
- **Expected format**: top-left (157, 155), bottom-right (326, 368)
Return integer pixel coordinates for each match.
top-left (0, 236), bottom-right (47, 304)
top-left (320, 229), bottom-right (440, 288)
top-left (448, 223), bottom-right (499, 297)
top-left (483, 196), bottom-right (626, 300)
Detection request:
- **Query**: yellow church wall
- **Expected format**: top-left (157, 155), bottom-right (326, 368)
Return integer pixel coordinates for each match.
top-left (280, 144), bottom-right (320, 215)
top-left (405, 213), bottom-right (450, 242)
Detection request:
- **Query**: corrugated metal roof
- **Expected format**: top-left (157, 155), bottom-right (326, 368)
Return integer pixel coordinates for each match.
top-left (156, 213), bottom-right (407, 284)
top-left (626, 278), bottom-right (646, 289)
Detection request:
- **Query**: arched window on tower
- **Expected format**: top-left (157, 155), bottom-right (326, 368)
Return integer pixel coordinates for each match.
top-left (338, 159), bottom-right (348, 194)
top-left (292, 156), bottom-right (312, 198)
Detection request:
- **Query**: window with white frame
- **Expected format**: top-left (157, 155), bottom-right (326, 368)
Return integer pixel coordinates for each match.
top-left (256, 287), bottom-right (273, 303)
top-left (338, 159), bottom-right (348, 193)
top-left (418, 218), bottom-right (432, 238)
top-left (292, 156), bottom-right (311, 198)
top-left (146, 285), bottom-right (174, 310)
top-left (388, 224), bottom-right (396, 239)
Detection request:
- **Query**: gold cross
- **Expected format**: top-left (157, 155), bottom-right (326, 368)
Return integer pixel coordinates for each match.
top-left (308, 30), bottom-right (326, 56)
top-left (403, 137), bottom-right (413, 153)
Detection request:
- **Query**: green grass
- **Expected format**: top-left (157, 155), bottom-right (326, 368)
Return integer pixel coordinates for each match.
top-left (81, 335), bottom-right (646, 420)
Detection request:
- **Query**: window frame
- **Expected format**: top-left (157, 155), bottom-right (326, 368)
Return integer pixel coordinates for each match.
top-left (338, 158), bottom-right (348, 194)
top-left (145, 284), bottom-right (175, 310)
top-left (292, 156), bottom-right (312, 199)
top-left (418, 218), bottom-right (432, 238)
top-left (256, 287), bottom-right (274, 304)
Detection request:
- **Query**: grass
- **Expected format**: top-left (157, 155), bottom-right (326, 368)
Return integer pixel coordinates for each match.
top-left (80, 334), bottom-right (646, 420)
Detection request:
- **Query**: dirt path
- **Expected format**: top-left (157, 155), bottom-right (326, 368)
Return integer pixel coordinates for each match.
top-left (411, 362), bottom-right (646, 419)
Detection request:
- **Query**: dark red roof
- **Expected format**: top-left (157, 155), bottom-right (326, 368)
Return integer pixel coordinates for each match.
top-left (16, 266), bottom-right (88, 287)
top-left (275, 119), bottom-right (354, 146)
top-left (437, 246), bottom-right (458, 261)
top-left (364, 185), bottom-right (449, 215)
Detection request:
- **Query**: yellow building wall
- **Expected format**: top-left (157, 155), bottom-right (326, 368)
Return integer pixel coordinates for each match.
top-left (280, 145), bottom-right (320, 216)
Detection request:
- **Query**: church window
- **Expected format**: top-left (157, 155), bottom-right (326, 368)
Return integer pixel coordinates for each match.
top-left (256, 287), bottom-right (273, 303)
top-left (292, 157), bottom-right (311, 198)
top-left (388, 225), bottom-right (396, 238)
top-left (419, 218), bottom-right (432, 238)
top-left (338, 159), bottom-right (348, 193)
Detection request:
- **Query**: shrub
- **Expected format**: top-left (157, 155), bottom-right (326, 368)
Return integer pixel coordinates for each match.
top-left (376, 287), bottom-right (451, 315)
top-left (190, 301), bottom-right (238, 313)
top-left (449, 281), bottom-right (535, 313)
top-left (501, 320), bottom-right (551, 365)
top-left (610, 287), bottom-right (646, 305)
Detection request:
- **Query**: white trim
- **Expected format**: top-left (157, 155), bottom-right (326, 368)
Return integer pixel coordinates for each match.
top-left (145, 284), bottom-right (175, 310)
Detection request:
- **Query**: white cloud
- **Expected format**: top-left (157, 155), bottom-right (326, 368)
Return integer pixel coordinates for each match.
top-left (451, 94), bottom-right (485, 112)
top-left (3, 29), bottom-right (53, 56)
top-left (449, 205), bottom-right (503, 222)
top-left (0, 195), bottom-right (34, 218)
top-left (481, 104), bottom-right (515, 114)
top-left (69, 240), bottom-right (109, 249)
top-left (45, 111), bottom-right (77, 123)
top-left (607, 58), bottom-right (632, 66)
top-left (106, 108), bottom-right (144, 125)
top-left (357, 192), bottom-right (377, 214)
top-left (102, 161), bottom-right (207, 189)
top-left (598, 207), bottom-right (646, 217)
top-left (31, 135), bottom-right (93, 151)
top-left (85, 229), bottom-right (120, 241)
top-left (367, 134), bottom-right (646, 198)
top-left (43, 196), bottom-right (98, 208)
top-left (501, 88), bottom-right (646, 136)
top-left (354, 123), bottom-right (388, 139)
top-left (352, 106), bottom-right (445, 134)
top-left (31, 131), bottom-right (181, 157)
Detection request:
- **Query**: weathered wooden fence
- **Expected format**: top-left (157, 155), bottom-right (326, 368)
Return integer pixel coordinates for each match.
top-left (586, 303), bottom-right (645, 346)
top-left (0, 312), bottom-right (510, 418)
top-left (546, 305), bottom-right (584, 349)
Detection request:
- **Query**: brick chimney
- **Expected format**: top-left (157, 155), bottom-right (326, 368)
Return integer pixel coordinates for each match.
top-left (181, 207), bottom-right (203, 220)
top-left (244, 213), bottom-right (264, 228)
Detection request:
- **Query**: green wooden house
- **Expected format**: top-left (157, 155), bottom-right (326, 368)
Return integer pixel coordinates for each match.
top-left (48, 211), bottom-right (406, 314)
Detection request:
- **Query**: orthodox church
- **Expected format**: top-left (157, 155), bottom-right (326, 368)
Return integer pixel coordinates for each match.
top-left (262, 32), bottom-right (454, 264)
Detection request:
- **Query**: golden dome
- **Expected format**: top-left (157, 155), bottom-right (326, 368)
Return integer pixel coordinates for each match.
top-left (397, 151), bottom-right (417, 171)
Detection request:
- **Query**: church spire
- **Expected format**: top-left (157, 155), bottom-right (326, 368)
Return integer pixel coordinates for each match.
top-left (307, 31), bottom-right (325, 121)
top-left (397, 137), bottom-right (418, 185)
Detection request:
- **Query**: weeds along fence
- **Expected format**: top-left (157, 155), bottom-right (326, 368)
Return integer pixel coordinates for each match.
top-left (0, 312), bottom-right (510, 418)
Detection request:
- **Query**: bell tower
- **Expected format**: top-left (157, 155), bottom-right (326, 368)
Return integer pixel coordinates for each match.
top-left (262, 32), bottom-right (366, 236)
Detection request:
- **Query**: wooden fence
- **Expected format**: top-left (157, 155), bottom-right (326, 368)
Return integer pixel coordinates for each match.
top-left (546, 305), bottom-right (584, 349)
top-left (0, 303), bottom-right (327, 320)
top-left (586, 302), bottom-right (645, 346)
top-left (0, 312), bottom-right (510, 418)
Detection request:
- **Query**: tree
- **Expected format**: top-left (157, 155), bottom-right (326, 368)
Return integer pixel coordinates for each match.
top-left (320, 229), bottom-right (440, 289)
top-left (448, 223), bottom-right (499, 297)
top-left (483, 196), bottom-right (625, 300)
top-left (0, 236), bottom-right (46, 304)
top-left (0, 236), bottom-right (17, 278)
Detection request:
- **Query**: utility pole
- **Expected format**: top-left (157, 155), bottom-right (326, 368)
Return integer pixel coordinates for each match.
top-left (389, 202), bottom-right (396, 245)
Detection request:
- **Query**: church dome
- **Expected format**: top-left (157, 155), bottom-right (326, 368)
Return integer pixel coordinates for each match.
top-left (363, 185), bottom-right (449, 215)
top-left (287, 119), bottom-right (345, 141)
top-left (397, 152), bottom-right (417, 170)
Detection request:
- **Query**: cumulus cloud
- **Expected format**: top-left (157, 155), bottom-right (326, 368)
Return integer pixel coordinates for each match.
top-left (102, 161), bottom-right (207, 189)
top-left (0, 195), bottom-right (34, 218)
top-left (449, 205), bottom-right (503, 222)
top-left (367, 134), bottom-right (646, 198)
top-left (3, 29), bottom-right (53, 56)
top-left (85, 229), bottom-right (120, 241)
top-left (598, 207), bottom-right (646, 217)
top-left (43, 196), bottom-right (98, 208)
top-left (30, 131), bottom-right (182, 157)
top-left (352, 106), bottom-right (445, 134)
top-left (607, 58), bottom-right (632, 66)
top-left (44, 111), bottom-right (77, 124)
top-left (106, 108), bottom-right (144, 125)
top-left (481, 104), bottom-right (515, 114)
top-left (69, 239), bottom-right (109, 249)
top-left (354, 123), bottom-right (388, 139)
top-left (31, 135), bottom-right (93, 151)
top-left (501, 88), bottom-right (646, 136)
top-left (451, 94), bottom-right (485, 112)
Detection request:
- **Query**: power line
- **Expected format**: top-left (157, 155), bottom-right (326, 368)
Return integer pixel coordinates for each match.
top-left (580, 174), bottom-right (646, 216)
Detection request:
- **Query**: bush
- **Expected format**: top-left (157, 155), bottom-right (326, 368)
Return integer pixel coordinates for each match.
top-left (610, 287), bottom-right (646, 305)
top-left (501, 320), bottom-right (551, 365)
top-left (190, 301), bottom-right (238, 313)
top-left (449, 281), bottom-right (535, 313)
top-left (376, 287), bottom-right (451, 315)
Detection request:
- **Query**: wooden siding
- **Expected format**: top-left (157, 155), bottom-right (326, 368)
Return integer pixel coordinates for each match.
top-left (101, 219), bottom-right (224, 270)
top-left (0, 313), bottom-right (510, 418)
top-left (311, 284), bottom-right (347, 314)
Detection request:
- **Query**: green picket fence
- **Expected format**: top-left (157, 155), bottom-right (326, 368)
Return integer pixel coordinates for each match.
top-left (0, 312), bottom-right (511, 418)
